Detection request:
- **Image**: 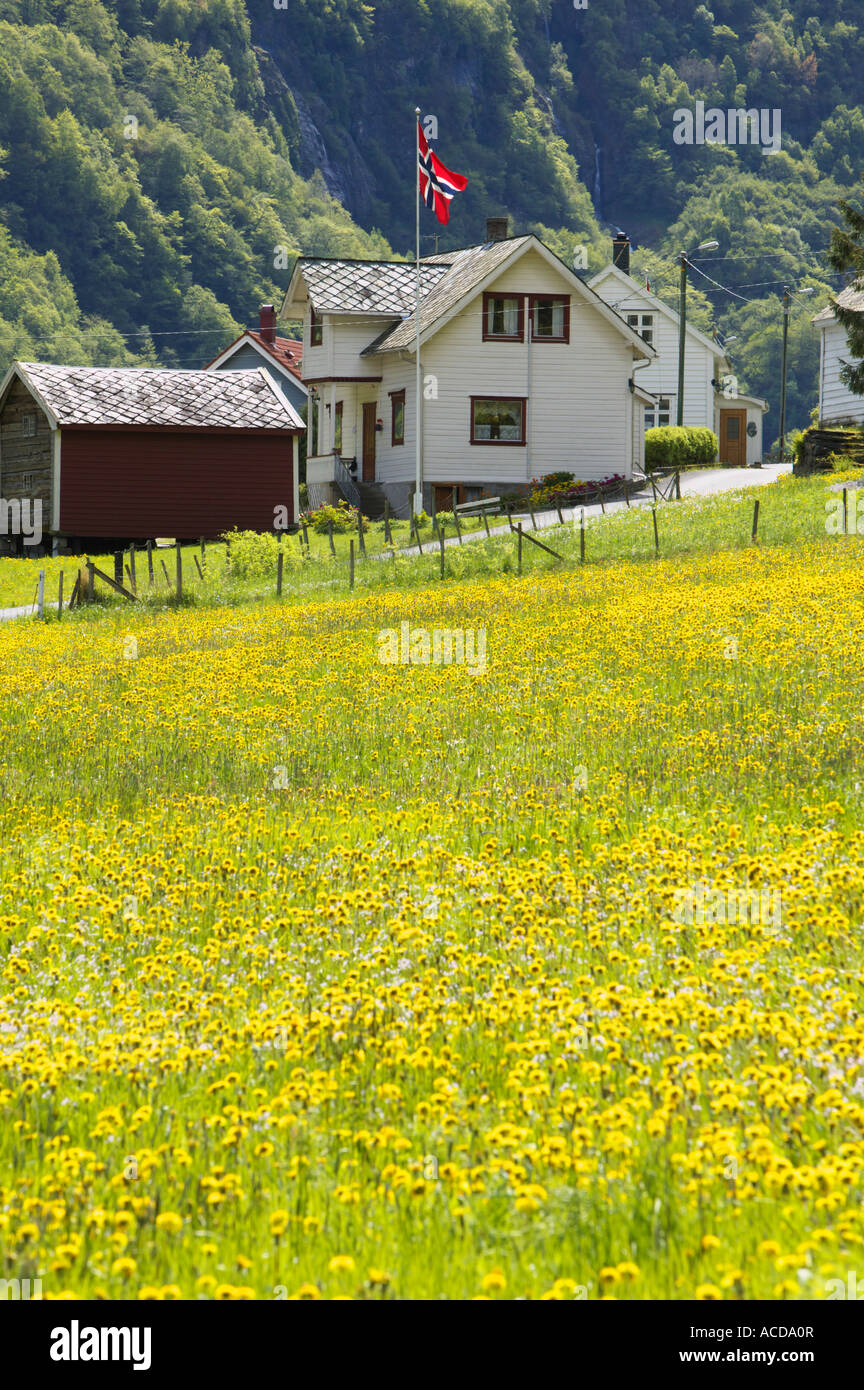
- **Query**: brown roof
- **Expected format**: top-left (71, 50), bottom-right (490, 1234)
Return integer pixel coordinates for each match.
top-left (205, 331), bottom-right (304, 381)
top-left (813, 281), bottom-right (864, 325)
top-left (12, 362), bottom-right (303, 430)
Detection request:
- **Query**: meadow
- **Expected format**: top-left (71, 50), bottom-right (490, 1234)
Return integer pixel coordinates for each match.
top-left (1, 473), bottom-right (863, 1301)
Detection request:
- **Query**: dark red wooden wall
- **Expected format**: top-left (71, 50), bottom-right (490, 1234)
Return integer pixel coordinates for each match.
top-left (58, 429), bottom-right (295, 537)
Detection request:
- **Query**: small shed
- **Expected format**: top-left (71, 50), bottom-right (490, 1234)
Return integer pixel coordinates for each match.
top-left (0, 362), bottom-right (303, 552)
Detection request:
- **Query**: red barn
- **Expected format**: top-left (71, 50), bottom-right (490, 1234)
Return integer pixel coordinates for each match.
top-left (0, 361), bottom-right (303, 552)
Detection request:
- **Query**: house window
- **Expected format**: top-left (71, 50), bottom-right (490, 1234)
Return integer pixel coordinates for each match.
top-left (21, 473), bottom-right (34, 490)
top-left (21, 412), bottom-right (36, 436)
top-left (645, 397), bottom-right (672, 429)
top-left (470, 397), bottom-right (526, 445)
top-left (627, 313), bottom-right (654, 346)
top-left (482, 292), bottom-right (524, 342)
top-left (310, 307), bottom-right (323, 347)
top-left (530, 295), bottom-right (570, 342)
top-left (390, 389), bottom-right (405, 446)
top-left (334, 400), bottom-right (343, 453)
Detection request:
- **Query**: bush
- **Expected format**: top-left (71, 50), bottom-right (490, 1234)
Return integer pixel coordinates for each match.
top-left (303, 501), bottom-right (369, 534)
top-left (221, 530), bottom-right (291, 580)
top-left (644, 426), bottom-right (718, 471)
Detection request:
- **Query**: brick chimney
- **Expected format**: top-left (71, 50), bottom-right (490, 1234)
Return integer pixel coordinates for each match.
top-left (612, 233), bottom-right (630, 275)
top-left (486, 216), bottom-right (509, 243)
top-left (259, 303), bottom-right (277, 344)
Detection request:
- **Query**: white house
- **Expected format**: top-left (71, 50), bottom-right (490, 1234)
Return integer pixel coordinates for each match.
top-left (281, 222), bottom-right (656, 514)
top-left (589, 240), bottom-right (768, 467)
top-left (206, 305), bottom-right (308, 416)
top-left (813, 282), bottom-right (864, 427)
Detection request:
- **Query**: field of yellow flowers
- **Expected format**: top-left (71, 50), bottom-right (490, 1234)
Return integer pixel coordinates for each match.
top-left (1, 518), bottom-right (863, 1301)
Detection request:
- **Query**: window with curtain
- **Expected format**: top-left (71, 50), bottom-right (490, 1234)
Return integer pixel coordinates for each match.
top-left (471, 397), bottom-right (526, 445)
top-left (482, 293), bottom-right (524, 341)
top-left (390, 390), bottom-right (405, 446)
top-left (530, 295), bottom-right (569, 342)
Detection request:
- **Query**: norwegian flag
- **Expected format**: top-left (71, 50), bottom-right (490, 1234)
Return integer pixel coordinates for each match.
top-left (418, 120), bottom-right (468, 226)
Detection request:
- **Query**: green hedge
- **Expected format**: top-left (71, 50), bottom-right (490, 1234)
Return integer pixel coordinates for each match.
top-left (645, 426), bottom-right (718, 472)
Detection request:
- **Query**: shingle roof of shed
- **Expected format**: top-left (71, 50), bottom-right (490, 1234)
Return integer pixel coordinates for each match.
top-left (13, 363), bottom-right (303, 430)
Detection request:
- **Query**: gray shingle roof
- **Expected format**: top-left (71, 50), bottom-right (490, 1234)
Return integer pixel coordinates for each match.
top-left (15, 363), bottom-right (303, 430)
top-left (297, 258), bottom-right (449, 315)
top-left (364, 237), bottom-right (533, 354)
top-left (813, 282), bottom-right (864, 325)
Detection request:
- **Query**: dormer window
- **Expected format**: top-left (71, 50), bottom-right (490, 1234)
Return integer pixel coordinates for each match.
top-left (529, 295), bottom-right (570, 343)
top-left (483, 293), bottom-right (524, 342)
top-left (21, 412), bottom-right (36, 436)
top-left (310, 307), bottom-right (323, 347)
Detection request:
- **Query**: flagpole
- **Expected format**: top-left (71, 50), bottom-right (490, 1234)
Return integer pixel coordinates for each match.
top-left (414, 105), bottom-right (423, 519)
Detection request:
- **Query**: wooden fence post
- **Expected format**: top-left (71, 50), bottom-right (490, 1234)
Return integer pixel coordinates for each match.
top-left (302, 521), bottom-right (310, 555)
top-left (277, 548), bottom-right (284, 596)
top-left (86, 561), bottom-right (95, 603)
top-left (357, 511), bottom-right (366, 557)
top-left (193, 555), bottom-right (204, 581)
top-left (454, 512), bottom-right (463, 545)
top-left (439, 529), bottom-right (445, 579)
top-left (483, 513), bottom-right (490, 537)
top-left (751, 499), bottom-right (760, 543)
top-left (114, 550), bottom-right (124, 586)
top-left (129, 543), bottom-right (137, 593)
top-left (175, 540), bottom-right (183, 598)
top-left (161, 558), bottom-right (171, 589)
top-left (200, 537), bottom-right (206, 568)
top-left (580, 508), bottom-right (585, 563)
top-left (675, 470), bottom-right (681, 500)
top-left (842, 488), bottom-right (847, 535)
top-left (529, 506), bottom-right (538, 530)
top-left (57, 571), bottom-right (63, 620)
top-left (349, 538), bottom-right (355, 589)
top-left (147, 540), bottom-right (154, 586)
top-left (37, 568), bottom-right (45, 619)
top-left (517, 522), bottom-right (523, 575)
top-left (328, 520), bottom-right (336, 556)
top-left (652, 508), bottom-right (659, 555)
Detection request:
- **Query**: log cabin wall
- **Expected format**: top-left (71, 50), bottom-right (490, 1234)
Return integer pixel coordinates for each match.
top-left (0, 378), bottom-right (53, 551)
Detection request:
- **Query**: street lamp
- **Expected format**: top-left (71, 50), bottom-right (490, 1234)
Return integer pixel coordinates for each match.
top-left (779, 286), bottom-right (814, 460)
top-left (677, 240), bottom-right (719, 426)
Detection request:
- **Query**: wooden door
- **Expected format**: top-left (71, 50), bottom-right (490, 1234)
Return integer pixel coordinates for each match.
top-left (362, 403), bottom-right (377, 482)
top-left (719, 408), bottom-right (747, 467)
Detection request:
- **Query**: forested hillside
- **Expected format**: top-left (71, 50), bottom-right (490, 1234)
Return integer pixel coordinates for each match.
top-left (1, 0), bottom-right (863, 436)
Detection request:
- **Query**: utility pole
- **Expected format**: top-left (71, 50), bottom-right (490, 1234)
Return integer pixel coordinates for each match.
top-left (779, 286), bottom-right (791, 461)
top-left (677, 252), bottom-right (687, 427)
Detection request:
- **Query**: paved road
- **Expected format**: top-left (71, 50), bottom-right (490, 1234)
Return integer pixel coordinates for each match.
top-left (0, 602), bottom-right (35, 622)
top-left (399, 463), bottom-right (792, 556)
